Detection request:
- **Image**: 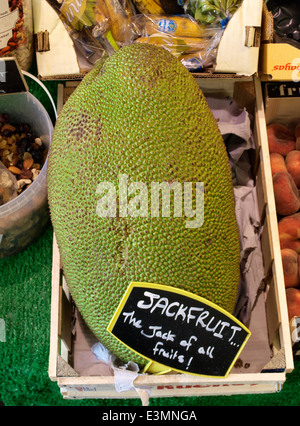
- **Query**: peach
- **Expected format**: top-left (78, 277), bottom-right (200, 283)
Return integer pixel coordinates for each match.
top-left (281, 248), bottom-right (300, 288)
top-left (273, 171), bottom-right (300, 216)
top-left (270, 153), bottom-right (287, 176)
top-left (286, 288), bottom-right (300, 321)
top-left (278, 213), bottom-right (300, 253)
top-left (286, 150), bottom-right (300, 188)
top-left (267, 123), bottom-right (296, 156)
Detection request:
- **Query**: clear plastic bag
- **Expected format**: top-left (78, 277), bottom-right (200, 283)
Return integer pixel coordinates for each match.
top-left (46, 0), bottom-right (136, 62)
top-left (0, 0), bottom-right (34, 71)
top-left (125, 13), bottom-right (223, 71)
top-left (125, 13), bottom-right (220, 39)
top-left (180, 47), bottom-right (218, 71)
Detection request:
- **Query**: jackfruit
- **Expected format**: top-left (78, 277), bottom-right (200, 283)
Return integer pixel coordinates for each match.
top-left (47, 43), bottom-right (240, 368)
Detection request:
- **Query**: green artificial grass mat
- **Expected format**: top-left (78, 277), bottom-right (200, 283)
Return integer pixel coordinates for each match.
top-left (0, 61), bottom-right (299, 406)
top-left (0, 224), bottom-right (299, 406)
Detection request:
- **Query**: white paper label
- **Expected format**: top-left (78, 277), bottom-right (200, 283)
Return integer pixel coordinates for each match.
top-left (0, 0), bottom-right (9, 14)
top-left (0, 2), bottom-right (19, 50)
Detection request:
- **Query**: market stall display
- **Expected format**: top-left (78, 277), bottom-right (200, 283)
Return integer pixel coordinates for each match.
top-left (0, 0), bottom-right (299, 407)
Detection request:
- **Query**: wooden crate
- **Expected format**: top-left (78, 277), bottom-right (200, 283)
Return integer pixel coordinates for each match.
top-left (48, 77), bottom-right (294, 404)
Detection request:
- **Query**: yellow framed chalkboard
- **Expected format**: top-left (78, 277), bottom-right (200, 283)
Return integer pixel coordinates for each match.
top-left (108, 282), bottom-right (251, 378)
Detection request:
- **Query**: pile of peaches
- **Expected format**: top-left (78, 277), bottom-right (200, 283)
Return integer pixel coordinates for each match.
top-left (268, 121), bottom-right (300, 322)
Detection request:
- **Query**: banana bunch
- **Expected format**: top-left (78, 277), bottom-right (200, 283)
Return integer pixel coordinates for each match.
top-left (186, 0), bottom-right (243, 25)
top-left (77, 0), bottom-right (134, 45)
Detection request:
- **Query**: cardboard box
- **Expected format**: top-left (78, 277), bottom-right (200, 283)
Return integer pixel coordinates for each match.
top-left (264, 81), bottom-right (300, 127)
top-left (260, 4), bottom-right (300, 82)
top-left (33, 0), bottom-right (263, 80)
top-left (48, 77), bottom-right (294, 404)
top-left (214, 0), bottom-right (262, 76)
top-left (32, 0), bottom-right (89, 80)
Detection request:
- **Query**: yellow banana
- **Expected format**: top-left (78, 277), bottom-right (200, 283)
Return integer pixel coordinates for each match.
top-left (121, 0), bottom-right (136, 17)
top-left (143, 15), bottom-right (206, 38)
top-left (92, 0), bottom-right (119, 54)
top-left (94, 0), bottom-right (110, 27)
top-left (135, 33), bottom-right (210, 57)
top-left (152, 0), bottom-right (165, 8)
top-left (102, 0), bottom-right (129, 44)
top-left (132, 0), bottom-right (165, 15)
top-left (135, 34), bottom-right (183, 57)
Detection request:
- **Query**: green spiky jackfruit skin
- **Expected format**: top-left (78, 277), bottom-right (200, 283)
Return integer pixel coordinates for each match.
top-left (47, 43), bottom-right (240, 368)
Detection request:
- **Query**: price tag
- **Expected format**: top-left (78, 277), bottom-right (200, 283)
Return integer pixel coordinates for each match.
top-left (0, 57), bottom-right (28, 94)
top-left (107, 282), bottom-right (251, 378)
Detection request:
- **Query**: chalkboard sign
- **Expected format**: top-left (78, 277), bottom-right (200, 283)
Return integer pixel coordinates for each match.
top-left (0, 58), bottom-right (28, 94)
top-left (107, 282), bottom-right (251, 378)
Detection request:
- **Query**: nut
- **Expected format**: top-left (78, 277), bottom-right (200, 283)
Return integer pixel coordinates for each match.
top-left (8, 166), bottom-right (21, 175)
top-left (17, 178), bottom-right (32, 191)
top-left (0, 114), bottom-right (47, 198)
top-left (23, 156), bottom-right (34, 170)
top-left (31, 168), bottom-right (40, 181)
